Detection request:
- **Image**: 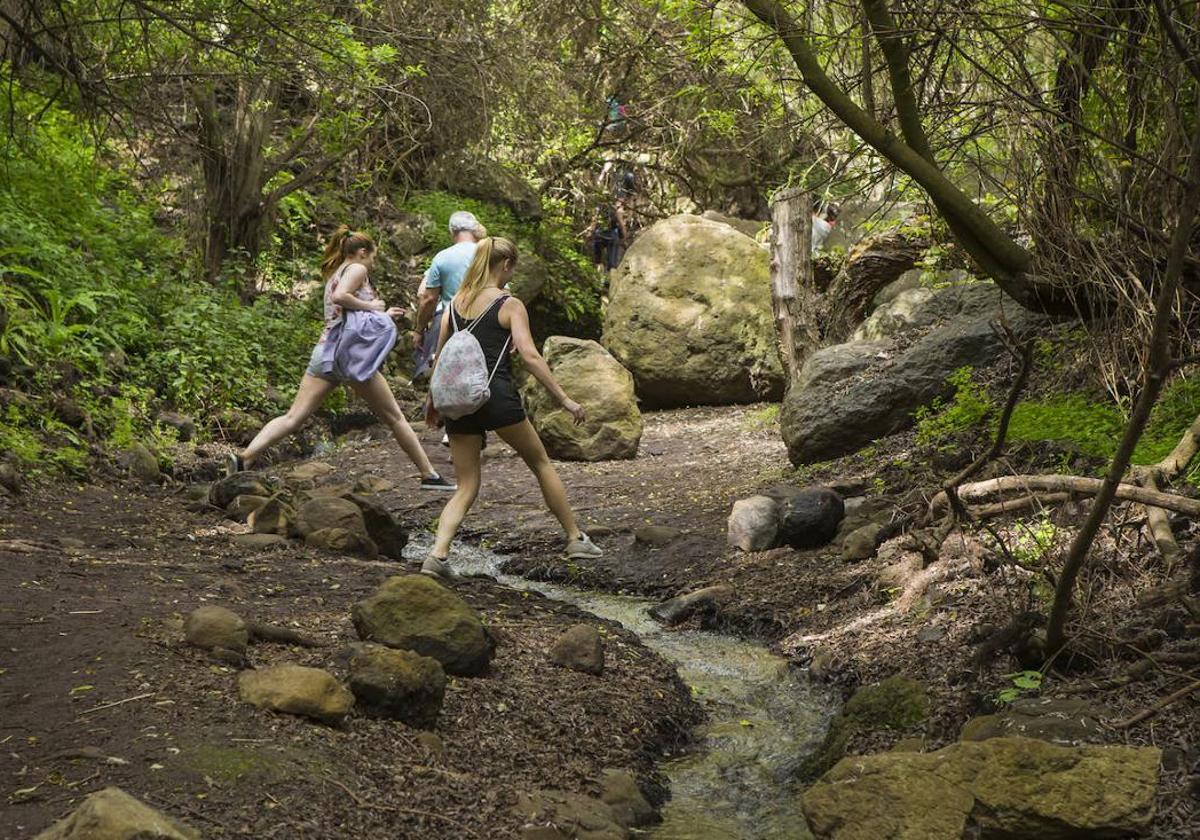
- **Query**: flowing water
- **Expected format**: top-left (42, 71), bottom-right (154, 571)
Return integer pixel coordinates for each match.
top-left (406, 539), bottom-right (834, 839)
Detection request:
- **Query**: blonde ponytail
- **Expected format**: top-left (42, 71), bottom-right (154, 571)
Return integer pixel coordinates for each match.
top-left (321, 225), bottom-right (376, 280)
top-left (455, 237), bottom-right (519, 311)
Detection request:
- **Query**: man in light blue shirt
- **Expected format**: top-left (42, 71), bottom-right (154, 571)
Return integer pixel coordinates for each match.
top-left (411, 211), bottom-right (484, 379)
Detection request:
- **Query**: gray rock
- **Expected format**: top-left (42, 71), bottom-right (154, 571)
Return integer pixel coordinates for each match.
top-left (184, 605), bottom-right (249, 653)
top-left (852, 279), bottom-right (1001, 342)
top-left (248, 496), bottom-right (297, 537)
top-left (549, 624), bottom-right (605, 676)
top-left (783, 310), bottom-right (1048, 465)
top-left (347, 643), bottom-right (446, 729)
top-left (34, 786), bottom-right (198, 840)
top-left (727, 496), bottom-right (780, 552)
top-left (961, 698), bottom-right (1111, 745)
top-left (870, 268), bottom-right (924, 311)
top-left (600, 769), bottom-right (655, 828)
top-left (776, 487), bottom-right (844, 549)
top-left (700, 209), bottom-right (767, 239)
top-left (797, 341), bottom-right (895, 391)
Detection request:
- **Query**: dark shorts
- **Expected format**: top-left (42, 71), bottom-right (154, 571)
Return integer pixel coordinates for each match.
top-left (445, 378), bottom-right (525, 435)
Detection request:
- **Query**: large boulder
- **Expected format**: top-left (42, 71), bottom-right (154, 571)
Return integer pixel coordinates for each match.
top-left (602, 214), bottom-right (783, 407)
top-left (803, 737), bottom-right (1160, 840)
top-left (347, 643), bottom-right (446, 729)
top-left (351, 575), bottom-right (494, 676)
top-left (782, 309), bottom-right (1048, 465)
top-left (425, 152), bottom-right (542, 221)
top-left (522, 338), bottom-right (642, 461)
top-left (238, 664), bottom-right (354, 724)
top-left (796, 341), bottom-right (894, 391)
top-left (34, 787), bottom-right (198, 840)
top-left (700, 209), bottom-right (767, 240)
top-left (852, 280), bottom-right (1001, 342)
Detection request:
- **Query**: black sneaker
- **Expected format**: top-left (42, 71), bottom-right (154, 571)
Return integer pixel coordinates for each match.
top-left (420, 473), bottom-right (456, 492)
top-left (224, 453), bottom-right (245, 478)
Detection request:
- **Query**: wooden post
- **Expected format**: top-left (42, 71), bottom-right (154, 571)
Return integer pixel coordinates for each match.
top-left (769, 186), bottom-right (818, 383)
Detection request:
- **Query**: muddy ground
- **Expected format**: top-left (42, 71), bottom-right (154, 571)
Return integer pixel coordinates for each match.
top-left (2, 403), bottom-right (1198, 837)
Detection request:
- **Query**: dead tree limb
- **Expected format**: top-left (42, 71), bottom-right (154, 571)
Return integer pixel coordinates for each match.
top-left (1113, 678), bottom-right (1200, 729)
top-left (931, 474), bottom-right (1200, 517)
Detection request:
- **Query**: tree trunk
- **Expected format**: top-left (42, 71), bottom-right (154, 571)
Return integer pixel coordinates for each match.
top-left (769, 186), bottom-right (817, 381)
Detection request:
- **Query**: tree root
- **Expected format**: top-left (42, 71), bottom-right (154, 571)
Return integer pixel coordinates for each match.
top-left (930, 474), bottom-right (1200, 518)
top-left (1113, 678), bottom-right (1200, 730)
top-left (248, 621), bottom-right (324, 648)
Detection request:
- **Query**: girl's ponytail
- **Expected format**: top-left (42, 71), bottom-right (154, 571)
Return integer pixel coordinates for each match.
top-left (454, 237), bottom-right (519, 312)
top-left (320, 225), bottom-right (375, 280)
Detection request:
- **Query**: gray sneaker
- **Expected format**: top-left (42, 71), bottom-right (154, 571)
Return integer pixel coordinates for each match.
top-left (566, 533), bottom-right (603, 559)
top-left (420, 556), bottom-right (458, 580)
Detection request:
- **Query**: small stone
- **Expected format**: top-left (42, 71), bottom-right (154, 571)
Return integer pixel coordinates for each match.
top-left (249, 496), bottom-right (296, 537)
top-left (226, 494), bottom-right (269, 523)
top-left (416, 731), bottom-right (445, 760)
top-left (0, 461), bottom-right (20, 494)
top-left (184, 605), bottom-right (248, 653)
top-left (231, 533), bottom-right (287, 551)
top-left (33, 786), bottom-right (198, 840)
top-left (287, 461), bottom-right (337, 487)
top-left (238, 664), bottom-right (353, 724)
top-left (353, 475), bottom-right (395, 494)
top-left (209, 472), bottom-right (274, 509)
top-left (124, 443), bottom-right (160, 485)
top-left (342, 493), bottom-right (408, 559)
top-left (158, 411), bottom-right (195, 442)
top-left (348, 643), bottom-right (446, 728)
top-left (727, 496), bottom-right (780, 552)
top-left (549, 624), bottom-right (605, 676)
top-left (841, 522), bottom-right (884, 561)
top-left (184, 483), bottom-right (211, 502)
top-left (305, 527), bottom-right (378, 560)
top-left (634, 525), bottom-right (680, 547)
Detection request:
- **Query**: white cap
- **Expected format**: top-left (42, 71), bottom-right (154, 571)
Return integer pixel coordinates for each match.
top-left (448, 211), bottom-right (480, 234)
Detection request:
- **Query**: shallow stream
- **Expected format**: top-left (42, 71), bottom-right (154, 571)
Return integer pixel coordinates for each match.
top-left (408, 540), bottom-right (834, 839)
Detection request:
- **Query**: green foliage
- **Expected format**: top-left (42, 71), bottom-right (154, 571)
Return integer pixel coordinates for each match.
top-left (403, 190), bottom-right (602, 329)
top-left (0, 84), bottom-right (316, 475)
top-left (1006, 395), bottom-right (1122, 459)
top-left (915, 367), bottom-right (995, 446)
top-left (997, 670), bottom-right (1043, 705)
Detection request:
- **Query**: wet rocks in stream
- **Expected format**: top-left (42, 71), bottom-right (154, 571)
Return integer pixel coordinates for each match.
top-left (34, 786), bottom-right (198, 840)
top-left (352, 575), bottom-right (494, 676)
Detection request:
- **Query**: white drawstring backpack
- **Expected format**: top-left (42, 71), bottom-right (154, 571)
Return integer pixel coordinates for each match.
top-left (429, 296), bottom-right (510, 420)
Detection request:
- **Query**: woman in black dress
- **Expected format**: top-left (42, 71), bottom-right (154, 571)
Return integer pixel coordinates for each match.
top-left (422, 237), bottom-right (603, 578)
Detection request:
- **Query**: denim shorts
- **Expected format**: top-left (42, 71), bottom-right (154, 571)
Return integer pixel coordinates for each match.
top-left (305, 343), bottom-right (340, 382)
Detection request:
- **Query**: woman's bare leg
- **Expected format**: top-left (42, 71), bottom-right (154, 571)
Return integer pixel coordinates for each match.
top-left (494, 420), bottom-right (582, 541)
top-left (429, 434), bottom-right (484, 558)
top-left (349, 373), bottom-right (438, 478)
top-left (241, 375), bottom-right (336, 468)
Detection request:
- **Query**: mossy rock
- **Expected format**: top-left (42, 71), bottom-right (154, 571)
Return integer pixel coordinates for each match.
top-left (842, 675), bottom-right (929, 730)
top-left (798, 676), bottom-right (929, 782)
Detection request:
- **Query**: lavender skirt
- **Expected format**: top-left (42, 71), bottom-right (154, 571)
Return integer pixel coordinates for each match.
top-left (307, 310), bottom-right (397, 383)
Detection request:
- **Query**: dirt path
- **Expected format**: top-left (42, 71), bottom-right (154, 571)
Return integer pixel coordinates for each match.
top-left (0, 452), bottom-right (699, 837)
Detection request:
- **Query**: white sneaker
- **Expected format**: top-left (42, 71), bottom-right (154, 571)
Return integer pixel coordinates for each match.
top-left (566, 533), bottom-right (603, 559)
top-left (440, 433), bottom-right (450, 447)
top-left (420, 556), bottom-right (458, 580)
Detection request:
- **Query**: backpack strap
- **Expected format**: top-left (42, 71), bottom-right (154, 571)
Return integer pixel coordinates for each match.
top-left (457, 294), bottom-right (510, 336)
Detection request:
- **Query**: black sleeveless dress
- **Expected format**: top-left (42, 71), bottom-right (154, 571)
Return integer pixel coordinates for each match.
top-left (444, 295), bottom-right (526, 435)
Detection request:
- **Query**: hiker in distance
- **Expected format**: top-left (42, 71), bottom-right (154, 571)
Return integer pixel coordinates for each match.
top-left (421, 236), bottom-right (603, 578)
top-left (226, 226), bottom-right (455, 491)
